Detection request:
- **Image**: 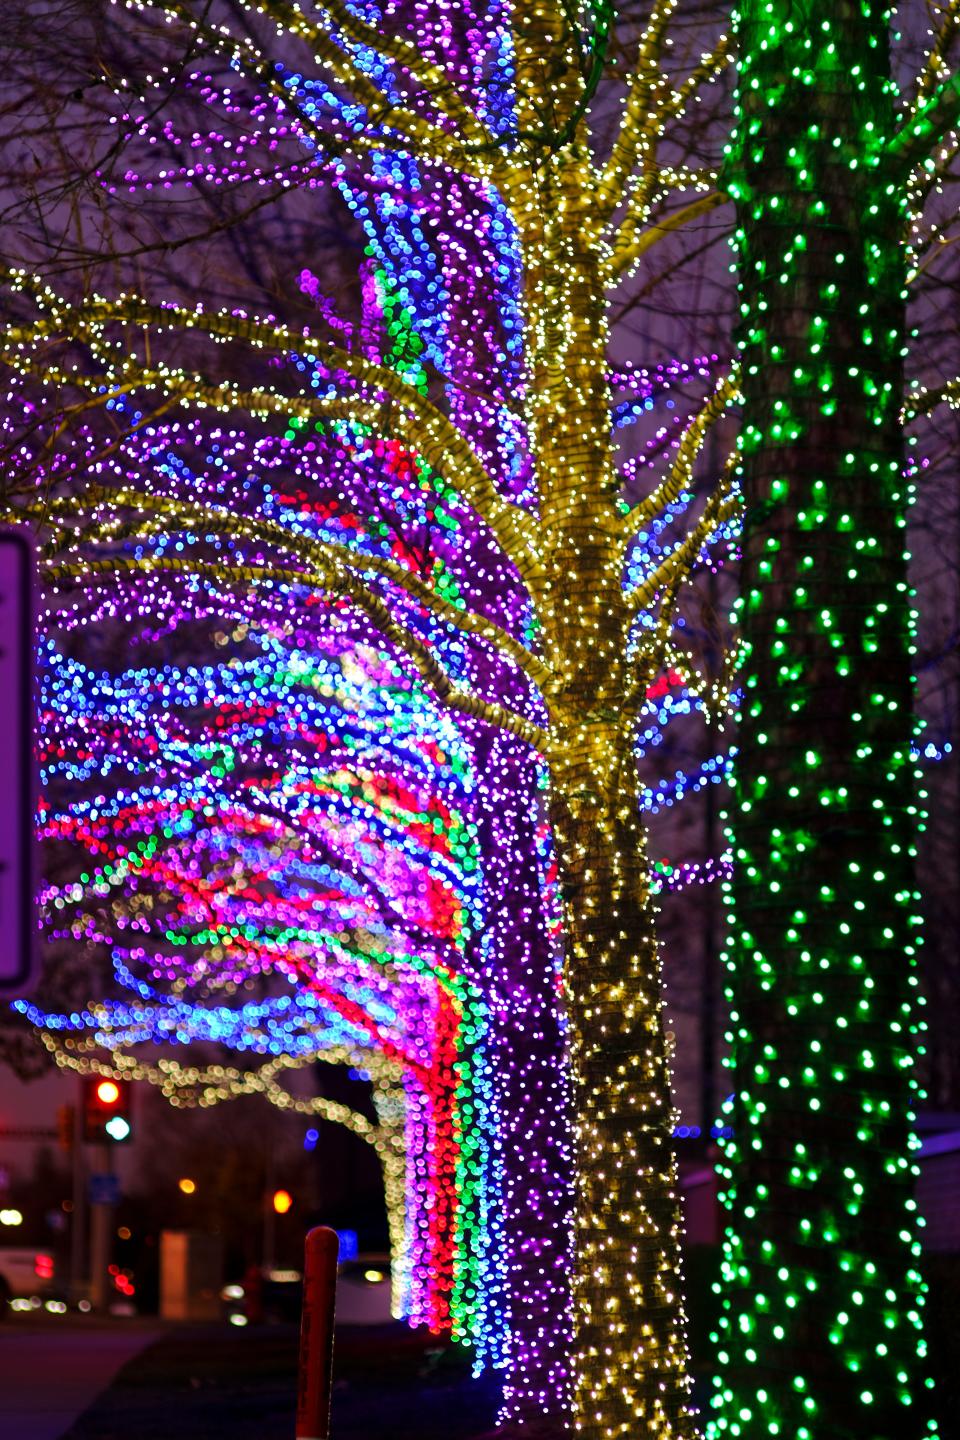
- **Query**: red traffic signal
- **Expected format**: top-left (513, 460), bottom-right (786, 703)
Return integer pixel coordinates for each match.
top-left (81, 1076), bottom-right (132, 1143)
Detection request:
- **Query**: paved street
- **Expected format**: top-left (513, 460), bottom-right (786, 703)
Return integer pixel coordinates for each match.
top-left (1, 1319), bottom-right (501, 1440)
top-left (2, 1267), bottom-right (957, 1440)
top-left (0, 1319), bottom-right (161, 1440)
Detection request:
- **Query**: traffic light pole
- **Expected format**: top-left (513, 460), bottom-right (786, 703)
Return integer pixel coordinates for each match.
top-left (263, 1138), bottom-right (276, 1274)
top-left (71, 1094), bottom-right (87, 1301)
top-left (89, 1142), bottom-right (113, 1312)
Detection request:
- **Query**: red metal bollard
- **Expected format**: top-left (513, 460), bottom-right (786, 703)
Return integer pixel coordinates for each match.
top-left (296, 1226), bottom-right (339, 1440)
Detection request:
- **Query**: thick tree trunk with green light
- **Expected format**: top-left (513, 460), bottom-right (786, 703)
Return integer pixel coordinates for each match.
top-left (713, 3), bottom-right (939, 1437)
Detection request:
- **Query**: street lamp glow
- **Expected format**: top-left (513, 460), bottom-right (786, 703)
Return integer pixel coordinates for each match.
top-left (178, 1177), bottom-right (196, 1195)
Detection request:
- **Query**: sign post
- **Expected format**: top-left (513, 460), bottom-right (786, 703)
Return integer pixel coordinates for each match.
top-left (0, 531), bottom-right (35, 996)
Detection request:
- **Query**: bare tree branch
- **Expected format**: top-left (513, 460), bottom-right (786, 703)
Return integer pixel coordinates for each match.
top-left (606, 189), bottom-right (725, 286)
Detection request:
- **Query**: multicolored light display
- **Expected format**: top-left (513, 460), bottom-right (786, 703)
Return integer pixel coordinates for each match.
top-left (27, 542), bottom-right (496, 1340)
top-left (0, 3), bottom-right (749, 1434)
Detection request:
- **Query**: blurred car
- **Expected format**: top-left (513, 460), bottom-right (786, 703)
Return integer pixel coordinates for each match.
top-left (220, 1254), bottom-right (392, 1326)
top-left (335, 1256), bottom-right (392, 1325)
top-left (0, 1245), bottom-right (60, 1315)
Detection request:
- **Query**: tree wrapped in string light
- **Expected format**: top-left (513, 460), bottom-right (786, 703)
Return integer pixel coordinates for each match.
top-left (710, 2), bottom-right (960, 1436)
top-left (0, 3), bottom-right (740, 1433)
top-left (27, 544), bottom-right (497, 1340)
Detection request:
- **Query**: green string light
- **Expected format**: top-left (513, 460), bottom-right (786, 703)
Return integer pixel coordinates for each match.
top-left (711, 2), bottom-right (939, 1436)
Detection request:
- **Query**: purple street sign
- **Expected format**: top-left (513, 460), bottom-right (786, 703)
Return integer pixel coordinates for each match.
top-left (0, 531), bottom-right (35, 995)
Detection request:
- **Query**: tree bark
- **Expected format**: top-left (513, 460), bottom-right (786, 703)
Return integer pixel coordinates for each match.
top-left (513, 143), bottom-right (698, 1436)
top-left (713, 2), bottom-right (939, 1435)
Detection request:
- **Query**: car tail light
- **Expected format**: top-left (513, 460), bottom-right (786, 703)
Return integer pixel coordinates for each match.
top-left (34, 1254), bottom-right (54, 1280)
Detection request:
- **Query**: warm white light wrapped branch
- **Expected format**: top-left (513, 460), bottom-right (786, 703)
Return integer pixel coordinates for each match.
top-left (621, 369), bottom-right (740, 546)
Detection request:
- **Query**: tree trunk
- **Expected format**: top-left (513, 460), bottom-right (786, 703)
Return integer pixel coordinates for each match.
top-left (517, 148), bottom-right (698, 1437)
top-left (549, 729), bottom-right (698, 1439)
top-left (476, 731), bottom-right (574, 1423)
top-left (713, 2), bottom-right (939, 1435)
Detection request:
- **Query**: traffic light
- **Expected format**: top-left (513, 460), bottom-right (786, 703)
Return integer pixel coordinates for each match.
top-left (272, 1189), bottom-right (293, 1215)
top-left (81, 1076), bottom-right (132, 1143)
top-left (57, 1104), bottom-right (75, 1151)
